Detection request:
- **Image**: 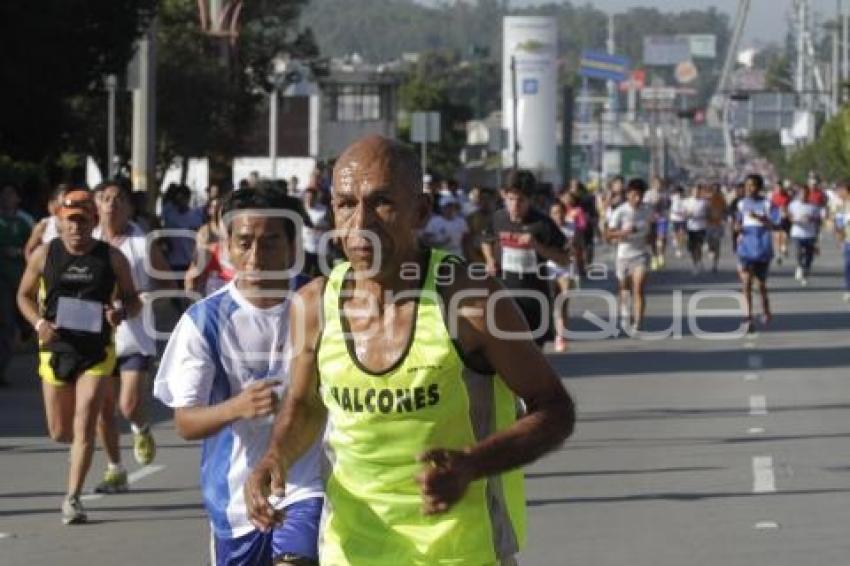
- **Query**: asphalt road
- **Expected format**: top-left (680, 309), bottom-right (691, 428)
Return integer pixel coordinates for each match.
top-left (2, 236), bottom-right (849, 566)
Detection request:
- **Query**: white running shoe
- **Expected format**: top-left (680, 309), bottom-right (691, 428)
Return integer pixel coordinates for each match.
top-left (62, 495), bottom-right (87, 525)
top-left (795, 267), bottom-right (803, 281)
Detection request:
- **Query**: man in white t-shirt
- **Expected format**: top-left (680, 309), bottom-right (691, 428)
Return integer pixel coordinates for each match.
top-left (607, 178), bottom-right (654, 333)
top-left (788, 185), bottom-right (824, 286)
top-left (154, 188), bottom-right (323, 566)
top-left (669, 186), bottom-right (688, 258)
top-left (92, 182), bottom-right (174, 494)
top-left (421, 193), bottom-right (469, 259)
top-left (301, 187), bottom-right (330, 277)
top-left (685, 185), bottom-right (710, 274)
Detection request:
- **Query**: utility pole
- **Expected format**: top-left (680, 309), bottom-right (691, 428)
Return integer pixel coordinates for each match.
top-left (131, 23), bottom-right (156, 197)
top-left (511, 55), bottom-right (519, 170)
top-left (597, 109), bottom-right (605, 182)
top-left (844, 0), bottom-right (849, 92)
top-left (421, 117), bottom-right (429, 177)
top-left (833, 13), bottom-right (841, 116)
top-left (562, 86), bottom-right (574, 184)
top-left (606, 13), bottom-right (617, 121)
top-left (105, 74), bottom-right (117, 180)
top-left (797, 0), bottom-right (807, 108)
top-left (269, 88), bottom-right (278, 179)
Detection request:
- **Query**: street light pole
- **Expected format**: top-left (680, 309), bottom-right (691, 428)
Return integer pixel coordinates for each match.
top-left (511, 55), bottom-right (519, 170)
top-left (131, 23), bottom-right (156, 195)
top-left (270, 87), bottom-right (278, 180)
top-left (106, 74), bottom-right (117, 180)
top-left (597, 109), bottom-right (605, 182)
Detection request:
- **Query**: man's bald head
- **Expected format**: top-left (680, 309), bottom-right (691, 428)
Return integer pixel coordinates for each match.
top-left (333, 136), bottom-right (421, 196)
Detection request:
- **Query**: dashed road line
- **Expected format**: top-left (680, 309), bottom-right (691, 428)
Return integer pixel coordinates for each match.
top-left (747, 354), bottom-right (764, 369)
top-left (749, 395), bottom-right (768, 416)
top-left (82, 464), bottom-right (166, 502)
top-left (752, 456), bottom-right (776, 494)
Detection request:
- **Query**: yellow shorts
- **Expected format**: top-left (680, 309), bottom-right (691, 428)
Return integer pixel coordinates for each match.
top-left (38, 344), bottom-right (117, 387)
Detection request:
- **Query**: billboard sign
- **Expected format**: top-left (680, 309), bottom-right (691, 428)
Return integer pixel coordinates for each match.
top-left (643, 36), bottom-right (691, 66)
top-left (579, 49), bottom-right (631, 82)
top-left (685, 34), bottom-right (717, 59)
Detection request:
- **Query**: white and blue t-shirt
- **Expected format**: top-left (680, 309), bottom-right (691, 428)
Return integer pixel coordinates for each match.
top-left (153, 282), bottom-right (323, 539)
top-left (737, 197), bottom-right (773, 228)
top-left (788, 199), bottom-right (823, 240)
top-left (736, 197), bottom-right (774, 262)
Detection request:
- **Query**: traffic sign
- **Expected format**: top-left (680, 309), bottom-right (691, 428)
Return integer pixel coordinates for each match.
top-left (641, 87), bottom-right (677, 101)
top-left (619, 69), bottom-right (646, 92)
top-left (675, 61), bottom-right (699, 85)
top-left (411, 112), bottom-right (441, 144)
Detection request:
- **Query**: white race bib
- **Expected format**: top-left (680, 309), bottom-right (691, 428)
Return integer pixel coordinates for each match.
top-left (502, 246), bottom-right (537, 273)
top-left (56, 297), bottom-right (103, 333)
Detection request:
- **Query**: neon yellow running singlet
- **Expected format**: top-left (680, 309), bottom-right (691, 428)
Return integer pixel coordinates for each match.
top-left (317, 249), bottom-right (526, 565)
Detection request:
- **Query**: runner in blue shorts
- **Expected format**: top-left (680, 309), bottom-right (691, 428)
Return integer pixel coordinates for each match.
top-left (154, 188), bottom-right (323, 565)
top-left (735, 174), bottom-right (775, 333)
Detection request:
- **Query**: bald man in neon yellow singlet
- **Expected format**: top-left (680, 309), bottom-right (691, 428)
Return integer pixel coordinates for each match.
top-left (245, 136), bottom-right (575, 565)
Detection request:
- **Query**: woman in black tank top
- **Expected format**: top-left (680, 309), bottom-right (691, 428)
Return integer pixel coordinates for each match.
top-left (16, 189), bottom-right (141, 524)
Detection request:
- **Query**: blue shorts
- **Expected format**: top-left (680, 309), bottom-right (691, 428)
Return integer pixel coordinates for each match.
top-left (117, 354), bottom-right (152, 373)
top-left (212, 497), bottom-right (322, 565)
top-left (738, 260), bottom-right (770, 281)
top-left (656, 218), bottom-right (670, 237)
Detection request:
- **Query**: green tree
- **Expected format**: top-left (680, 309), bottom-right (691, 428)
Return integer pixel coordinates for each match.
top-left (0, 1), bottom-right (155, 163)
top-left (155, 0), bottom-right (317, 188)
top-left (774, 109), bottom-right (850, 182)
top-left (399, 51), bottom-right (475, 178)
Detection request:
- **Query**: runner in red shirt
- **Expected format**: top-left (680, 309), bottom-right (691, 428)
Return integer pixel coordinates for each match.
top-left (770, 181), bottom-right (792, 261)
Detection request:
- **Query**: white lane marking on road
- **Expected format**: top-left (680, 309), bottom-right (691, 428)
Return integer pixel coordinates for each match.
top-left (748, 355), bottom-right (764, 369)
top-left (128, 464), bottom-right (166, 484)
top-left (749, 395), bottom-right (768, 416)
top-left (754, 521), bottom-right (780, 530)
top-left (744, 373), bottom-right (759, 381)
top-left (0, 532), bottom-right (14, 540)
top-left (82, 464), bottom-right (166, 502)
top-left (753, 456), bottom-right (776, 493)
top-left (748, 427), bottom-right (766, 434)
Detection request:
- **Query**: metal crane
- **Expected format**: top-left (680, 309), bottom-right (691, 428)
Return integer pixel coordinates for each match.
top-left (708, 0), bottom-right (751, 126)
top-left (706, 0), bottom-right (751, 168)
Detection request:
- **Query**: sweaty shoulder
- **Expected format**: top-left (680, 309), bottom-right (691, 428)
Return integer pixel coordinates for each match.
top-left (436, 259), bottom-right (502, 335)
top-left (290, 276), bottom-right (328, 348)
top-left (28, 240), bottom-right (49, 272)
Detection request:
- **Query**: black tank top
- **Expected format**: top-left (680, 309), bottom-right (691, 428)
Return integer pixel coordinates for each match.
top-left (43, 238), bottom-right (116, 351)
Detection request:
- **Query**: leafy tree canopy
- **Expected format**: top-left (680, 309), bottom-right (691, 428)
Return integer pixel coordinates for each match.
top-left (0, 1), bottom-right (156, 161)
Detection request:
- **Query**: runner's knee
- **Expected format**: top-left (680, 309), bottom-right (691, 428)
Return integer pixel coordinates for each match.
top-left (47, 423), bottom-right (72, 444)
top-left (119, 393), bottom-right (139, 420)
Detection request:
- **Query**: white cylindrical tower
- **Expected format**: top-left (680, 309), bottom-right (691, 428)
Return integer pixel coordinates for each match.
top-left (502, 16), bottom-right (558, 179)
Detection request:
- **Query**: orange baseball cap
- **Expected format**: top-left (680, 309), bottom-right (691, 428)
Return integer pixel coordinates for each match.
top-left (58, 189), bottom-right (96, 220)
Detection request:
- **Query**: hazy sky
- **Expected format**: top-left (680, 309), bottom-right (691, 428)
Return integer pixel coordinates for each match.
top-left (420, 1), bottom-right (846, 45)
top-left (589, 0), bottom-right (801, 45)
